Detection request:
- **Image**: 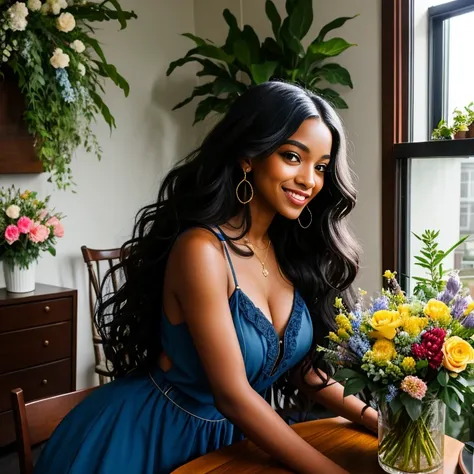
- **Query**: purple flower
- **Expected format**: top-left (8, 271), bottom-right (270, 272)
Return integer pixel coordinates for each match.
top-left (451, 296), bottom-right (469, 319)
top-left (371, 296), bottom-right (389, 313)
top-left (437, 290), bottom-right (453, 304)
top-left (462, 314), bottom-right (474, 328)
top-left (446, 274), bottom-right (462, 296)
top-left (348, 334), bottom-right (370, 358)
top-left (386, 384), bottom-right (399, 403)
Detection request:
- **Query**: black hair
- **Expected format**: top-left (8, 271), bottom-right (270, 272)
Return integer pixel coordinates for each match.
top-left (96, 81), bottom-right (360, 403)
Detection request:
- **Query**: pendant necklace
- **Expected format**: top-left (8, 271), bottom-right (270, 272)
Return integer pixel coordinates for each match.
top-left (243, 238), bottom-right (271, 277)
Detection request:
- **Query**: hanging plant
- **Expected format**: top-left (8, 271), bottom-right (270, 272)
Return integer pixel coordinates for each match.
top-left (167, 0), bottom-right (357, 124)
top-left (0, 0), bottom-right (137, 189)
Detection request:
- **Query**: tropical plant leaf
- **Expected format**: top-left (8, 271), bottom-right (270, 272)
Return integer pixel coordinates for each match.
top-left (400, 392), bottom-right (423, 421)
top-left (172, 83), bottom-right (214, 111)
top-left (289, 0), bottom-right (313, 40)
top-left (250, 61), bottom-right (278, 84)
top-left (315, 15), bottom-right (359, 43)
top-left (318, 63), bottom-right (353, 88)
top-left (195, 45), bottom-right (235, 64)
top-left (193, 97), bottom-right (232, 124)
top-left (99, 0), bottom-right (136, 29)
top-left (92, 60), bottom-right (130, 96)
top-left (182, 33), bottom-right (207, 47)
top-left (90, 90), bottom-right (116, 130)
top-left (241, 25), bottom-right (261, 64)
top-left (343, 377), bottom-right (367, 397)
top-left (234, 40), bottom-right (252, 68)
top-left (314, 87), bottom-right (348, 109)
top-left (265, 0), bottom-right (282, 43)
top-left (285, 0), bottom-right (299, 15)
top-left (195, 59), bottom-right (230, 78)
top-left (223, 9), bottom-right (241, 53)
top-left (212, 77), bottom-right (247, 95)
top-left (280, 19), bottom-right (305, 57)
top-left (308, 37), bottom-right (356, 60)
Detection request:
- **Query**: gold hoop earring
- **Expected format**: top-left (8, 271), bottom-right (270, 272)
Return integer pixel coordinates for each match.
top-left (298, 207), bottom-right (312, 229)
top-left (236, 169), bottom-right (254, 205)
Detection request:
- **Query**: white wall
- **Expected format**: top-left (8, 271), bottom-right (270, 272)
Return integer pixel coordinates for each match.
top-left (0, 0), bottom-right (197, 389)
top-left (195, 0), bottom-right (382, 294)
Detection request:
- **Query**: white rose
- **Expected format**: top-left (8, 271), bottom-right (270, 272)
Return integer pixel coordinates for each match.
top-left (56, 12), bottom-right (75, 32)
top-left (47, 0), bottom-right (67, 14)
top-left (70, 39), bottom-right (85, 53)
top-left (6, 205), bottom-right (20, 219)
top-left (7, 2), bottom-right (29, 31)
top-left (77, 62), bottom-right (86, 76)
top-left (40, 3), bottom-right (50, 14)
top-left (27, 0), bottom-right (42, 11)
top-left (50, 48), bottom-right (70, 68)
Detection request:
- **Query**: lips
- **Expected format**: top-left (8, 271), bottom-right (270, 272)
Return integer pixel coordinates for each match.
top-left (283, 188), bottom-right (310, 206)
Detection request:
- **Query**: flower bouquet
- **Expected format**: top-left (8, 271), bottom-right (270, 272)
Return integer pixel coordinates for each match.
top-left (318, 230), bottom-right (474, 474)
top-left (0, 185), bottom-right (64, 292)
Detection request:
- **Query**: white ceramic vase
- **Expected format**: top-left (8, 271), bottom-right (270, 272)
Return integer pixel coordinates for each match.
top-left (3, 260), bottom-right (36, 293)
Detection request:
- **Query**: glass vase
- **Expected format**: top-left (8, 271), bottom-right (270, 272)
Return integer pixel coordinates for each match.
top-left (378, 398), bottom-right (445, 474)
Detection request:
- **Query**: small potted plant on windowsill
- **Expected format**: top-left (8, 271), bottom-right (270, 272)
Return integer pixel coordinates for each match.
top-left (431, 119), bottom-right (453, 140)
top-left (465, 102), bottom-right (474, 138)
top-left (453, 109), bottom-right (470, 139)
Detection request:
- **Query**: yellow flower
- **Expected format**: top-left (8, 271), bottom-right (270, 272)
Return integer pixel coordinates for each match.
top-left (334, 297), bottom-right (344, 310)
top-left (358, 288), bottom-right (367, 296)
top-left (442, 336), bottom-right (474, 373)
top-left (383, 270), bottom-right (396, 279)
top-left (328, 331), bottom-right (340, 343)
top-left (401, 315), bottom-right (428, 337)
top-left (370, 310), bottom-right (402, 340)
top-left (398, 304), bottom-right (411, 317)
top-left (464, 301), bottom-right (474, 316)
top-left (337, 328), bottom-right (350, 340)
top-left (401, 356), bottom-right (416, 374)
top-left (335, 314), bottom-right (352, 333)
top-left (424, 299), bottom-right (452, 326)
top-left (20, 190), bottom-right (30, 199)
top-left (372, 339), bottom-right (397, 363)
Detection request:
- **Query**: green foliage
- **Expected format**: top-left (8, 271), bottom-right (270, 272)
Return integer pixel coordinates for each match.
top-left (167, 0), bottom-right (358, 124)
top-left (431, 119), bottom-right (453, 140)
top-left (0, 0), bottom-right (137, 189)
top-left (431, 101), bottom-right (474, 139)
top-left (412, 229), bottom-right (469, 298)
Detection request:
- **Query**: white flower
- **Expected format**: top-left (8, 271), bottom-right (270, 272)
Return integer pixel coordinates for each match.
top-left (40, 3), bottom-right (50, 14)
top-left (7, 2), bottom-right (29, 31)
top-left (27, 0), bottom-right (42, 12)
top-left (6, 205), bottom-right (20, 219)
top-left (56, 12), bottom-right (75, 32)
top-left (47, 0), bottom-right (67, 15)
top-left (70, 39), bottom-right (85, 53)
top-left (77, 62), bottom-right (85, 76)
top-left (50, 48), bottom-right (70, 68)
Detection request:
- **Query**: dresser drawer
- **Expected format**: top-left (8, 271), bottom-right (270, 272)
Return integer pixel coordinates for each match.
top-left (0, 297), bottom-right (72, 333)
top-left (0, 322), bottom-right (71, 374)
top-left (0, 359), bottom-right (71, 412)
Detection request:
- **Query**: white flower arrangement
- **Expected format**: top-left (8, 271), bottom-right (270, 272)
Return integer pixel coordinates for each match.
top-left (0, 1), bottom-right (137, 189)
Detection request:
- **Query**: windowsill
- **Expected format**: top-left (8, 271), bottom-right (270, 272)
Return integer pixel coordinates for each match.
top-left (394, 138), bottom-right (474, 158)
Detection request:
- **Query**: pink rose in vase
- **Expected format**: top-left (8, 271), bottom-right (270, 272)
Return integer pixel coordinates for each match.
top-left (4, 225), bottom-right (20, 244)
top-left (29, 224), bottom-right (50, 243)
top-left (46, 216), bottom-right (64, 238)
top-left (17, 216), bottom-right (33, 234)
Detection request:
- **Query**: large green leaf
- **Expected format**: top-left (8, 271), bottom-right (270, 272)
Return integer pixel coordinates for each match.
top-left (280, 18), bottom-right (305, 58)
top-left (343, 377), bottom-right (366, 397)
top-left (318, 63), bottom-right (353, 88)
top-left (196, 59), bottom-right (231, 79)
top-left (250, 61), bottom-right (278, 84)
top-left (89, 90), bottom-right (116, 130)
top-left (172, 83), bottom-right (214, 111)
top-left (234, 40), bottom-right (252, 68)
top-left (241, 25), bottom-right (261, 64)
top-left (400, 392), bottom-right (423, 421)
top-left (212, 77), bottom-right (247, 95)
top-left (314, 87), bottom-right (348, 109)
top-left (96, 0), bottom-right (137, 28)
top-left (92, 60), bottom-right (130, 96)
top-left (193, 96), bottom-right (232, 124)
top-left (265, 1), bottom-right (281, 43)
top-left (285, 0), bottom-right (298, 15)
top-left (182, 33), bottom-right (207, 47)
top-left (289, 0), bottom-right (313, 40)
top-left (223, 9), bottom-right (241, 53)
top-left (315, 15), bottom-right (359, 43)
top-left (261, 37), bottom-right (281, 59)
top-left (308, 38), bottom-right (356, 59)
top-left (195, 45), bottom-right (235, 64)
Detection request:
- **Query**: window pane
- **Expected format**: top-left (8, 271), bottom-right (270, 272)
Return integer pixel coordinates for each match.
top-left (447, 11), bottom-right (474, 114)
top-left (409, 157), bottom-right (474, 297)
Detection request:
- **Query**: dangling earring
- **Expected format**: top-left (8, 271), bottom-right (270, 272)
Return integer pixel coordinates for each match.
top-left (298, 207), bottom-right (312, 229)
top-left (236, 169), bottom-right (254, 205)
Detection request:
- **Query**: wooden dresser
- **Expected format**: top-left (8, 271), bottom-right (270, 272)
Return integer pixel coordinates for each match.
top-left (0, 284), bottom-right (77, 447)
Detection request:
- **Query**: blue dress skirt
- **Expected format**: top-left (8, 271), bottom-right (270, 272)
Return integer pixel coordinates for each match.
top-left (34, 229), bottom-right (313, 473)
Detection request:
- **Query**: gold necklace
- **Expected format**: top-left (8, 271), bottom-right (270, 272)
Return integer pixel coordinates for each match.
top-left (244, 238), bottom-right (271, 277)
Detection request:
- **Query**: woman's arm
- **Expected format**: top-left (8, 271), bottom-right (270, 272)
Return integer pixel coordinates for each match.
top-left (166, 229), bottom-right (349, 474)
top-left (300, 367), bottom-right (378, 433)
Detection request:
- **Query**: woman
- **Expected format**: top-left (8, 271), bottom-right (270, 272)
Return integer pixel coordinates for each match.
top-left (35, 81), bottom-right (378, 474)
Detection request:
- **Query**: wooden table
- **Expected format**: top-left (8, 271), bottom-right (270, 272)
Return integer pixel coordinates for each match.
top-left (173, 417), bottom-right (464, 473)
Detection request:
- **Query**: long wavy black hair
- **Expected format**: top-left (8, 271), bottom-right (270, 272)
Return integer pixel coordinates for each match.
top-left (96, 81), bottom-right (360, 394)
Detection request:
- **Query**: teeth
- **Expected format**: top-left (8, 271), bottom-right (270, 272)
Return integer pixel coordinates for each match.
top-left (287, 191), bottom-right (305, 201)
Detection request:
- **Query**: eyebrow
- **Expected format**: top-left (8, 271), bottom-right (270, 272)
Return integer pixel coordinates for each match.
top-left (283, 139), bottom-right (331, 160)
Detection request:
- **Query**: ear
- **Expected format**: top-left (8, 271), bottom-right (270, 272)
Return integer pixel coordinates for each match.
top-left (239, 158), bottom-right (252, 173)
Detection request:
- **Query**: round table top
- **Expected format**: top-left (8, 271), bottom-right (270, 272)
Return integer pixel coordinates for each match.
top-left (172, 417), bottom-right (464, 474)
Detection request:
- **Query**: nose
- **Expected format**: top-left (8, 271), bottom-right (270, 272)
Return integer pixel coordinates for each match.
top-left (295, 163), bottom-right (316, 190)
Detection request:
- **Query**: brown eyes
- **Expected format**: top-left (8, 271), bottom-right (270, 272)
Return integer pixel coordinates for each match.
top-left (281, 152), bottom-right (329, 173)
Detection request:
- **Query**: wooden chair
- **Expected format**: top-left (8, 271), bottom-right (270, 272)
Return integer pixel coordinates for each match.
top-left (11, 387), bottom-right (96, 474)
top-left (81, 246), bottom-right (123, 385)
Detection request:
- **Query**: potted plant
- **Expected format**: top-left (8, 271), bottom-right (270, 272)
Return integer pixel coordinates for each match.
top-left (0, 186), bottom-right (64, 293)
top-left (465, 102), bottom-right (474, 138)
top-left (452, 109), bottom-right (470, 139)
top-left (0, 1), bottom-right (137, 189)
top-left (431, 119), bottom-right (453, 140)
top-left (167, 0), bottom-right (357, 124)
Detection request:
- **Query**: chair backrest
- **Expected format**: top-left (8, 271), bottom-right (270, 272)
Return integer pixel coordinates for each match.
top-left (11, 387), bottom-right (96, 474)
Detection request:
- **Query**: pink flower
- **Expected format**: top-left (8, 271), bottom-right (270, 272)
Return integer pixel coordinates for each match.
top-left (4, 225), bottom-right (20, 245)
top-left (17, 216), bottom-right (33, 234)
top-left (29, 224), bottom-right (50, 243)
top-left (38, 209), bottom-right (48, 220)
top-left (46, 216), bottom-right (64, 238)
top-left (400, 375), bottom-right (427, 400)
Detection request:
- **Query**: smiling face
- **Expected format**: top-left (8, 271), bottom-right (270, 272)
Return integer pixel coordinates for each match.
top-left (245, 117), bottom-right (332, 221)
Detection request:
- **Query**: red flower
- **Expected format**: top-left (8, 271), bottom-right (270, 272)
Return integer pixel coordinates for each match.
top-left (412, 328), bottom-right (446, 369)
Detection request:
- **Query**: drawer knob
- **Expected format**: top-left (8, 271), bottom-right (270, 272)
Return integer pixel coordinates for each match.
top-left (41, 379), bottom-right (48, 385)
top-left (43, 340), bottom-right (50, 347)
top-left (44, 306), bottom-right (50, 312)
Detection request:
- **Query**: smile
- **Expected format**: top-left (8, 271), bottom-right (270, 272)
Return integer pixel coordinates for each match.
top-left (283, 188), bottom-right (310, 206)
